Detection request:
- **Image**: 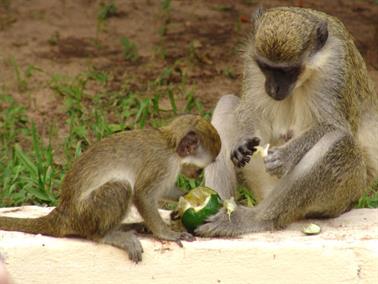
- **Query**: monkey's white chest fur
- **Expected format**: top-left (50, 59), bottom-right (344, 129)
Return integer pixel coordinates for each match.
top-left (262, 87), bottom-right (315, 145)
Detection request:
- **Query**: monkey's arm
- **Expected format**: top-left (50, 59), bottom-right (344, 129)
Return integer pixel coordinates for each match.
top-left (133, 186), bottom-right (194, 244)
top-left (161, 186), bottom-right (185, 201)
top-left (264, 123), bottom-right (344, 178)
top-left (197, 129), bottom-right (365, 237)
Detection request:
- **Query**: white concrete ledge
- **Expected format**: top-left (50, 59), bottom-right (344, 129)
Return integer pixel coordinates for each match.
top-left (0, 207), bottom-right (377, 284)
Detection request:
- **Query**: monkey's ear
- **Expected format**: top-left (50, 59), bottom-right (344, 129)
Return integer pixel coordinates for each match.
top-left (252, 6), bottom-right (265, 30)
top-left (316, 21), bottom-right (328, 50)
top-left (177, 131), bottom-right (200, 157)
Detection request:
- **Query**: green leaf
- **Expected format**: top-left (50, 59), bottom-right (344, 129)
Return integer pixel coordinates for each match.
top-left (24, 186), bottom-right (51, 202)
top-left (14, 144), bottom-right (38, 177)
top-left (168, 89), bottom-right (177, 114)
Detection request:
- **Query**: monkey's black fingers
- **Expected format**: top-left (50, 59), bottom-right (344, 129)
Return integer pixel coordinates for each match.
top-left (231, 148), bottom-right (244, 161)
top-left (233, 153), bottom-right (251, 168)
top-left (231, 155), bottom-right (239, 167)
top-left (238, 156), bottom-right (251, 168)
top-left (175, 239), bottom-right (183, 247)
top-left (237, 145), bottom-right (253, 156)
top-left (243, 156), bottom-right (251, 164)
top-left (246, 137), bottom-right (261, 151)
top-left (180, 232), bottom-right (196, 242)
top-left (231, 137), bottom-right (261, 167)
top-left (170, 210), bottom-right (181, 221)
top-left (231, 149), bottom-right (250, 168)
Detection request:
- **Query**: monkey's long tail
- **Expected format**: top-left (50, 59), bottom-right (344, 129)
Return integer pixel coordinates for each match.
top-left (0, 208), bottom-right (62, 237)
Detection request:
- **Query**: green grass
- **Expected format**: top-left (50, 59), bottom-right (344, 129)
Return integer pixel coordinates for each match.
top-left (97, 2), bottom-right (117, 22)
top-left (0, 95), bottom-right (60, 206)
top-left (120, 37), bottom-right (139, 62)
top-left (9, 58), bottom-right (43, 92)
top-left (357, 180), bottom-right (378, 208)
top-left (158, 0), bottom-right (171, 36)
top-left (96, 1), bottom-right (117, 36)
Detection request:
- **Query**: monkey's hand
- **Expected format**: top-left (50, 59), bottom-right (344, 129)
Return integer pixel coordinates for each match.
top-left (264, 146), bottom-right (292, 178)
top-left (231, 137), bottom-right (261, 168)
top-left (157, 230), bottom-right (195, 247)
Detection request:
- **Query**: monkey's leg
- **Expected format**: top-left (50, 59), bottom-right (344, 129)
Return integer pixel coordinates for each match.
top-left (119, 223), bottom-right (151, 234)
top-left (76, 180), bottom-right (144, 262)
top-left (196, 131), bottom-right (366, 237)
top-left (205, 95), bottom-right (240, 199)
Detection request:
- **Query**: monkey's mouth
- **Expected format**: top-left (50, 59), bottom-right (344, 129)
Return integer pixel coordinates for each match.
top-left (267, 88), bottom-right (292, 101)
top-left (269, 92), bottom-right (289, 101)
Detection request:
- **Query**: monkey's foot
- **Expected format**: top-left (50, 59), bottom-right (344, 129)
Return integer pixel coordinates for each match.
top-left (231, 137), bottom-right (260, 168)
top-left (195, 207), bottom-right (272, 237)
top-left (195, 208), bottom-right (244, 237)
top-left (126, 239), bottom-right (144, 264)
top-left (101, 230), bottom-right (144, 263)
top-left (119, 223), bottom-right (151, 234)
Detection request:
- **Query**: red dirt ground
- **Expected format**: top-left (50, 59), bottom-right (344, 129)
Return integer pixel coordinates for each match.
top-left (0, 0), bottom-right (377, 139)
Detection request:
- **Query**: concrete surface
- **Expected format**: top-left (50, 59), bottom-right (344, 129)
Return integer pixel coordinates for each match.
top-left (0, 206), bottom-right (377, 284)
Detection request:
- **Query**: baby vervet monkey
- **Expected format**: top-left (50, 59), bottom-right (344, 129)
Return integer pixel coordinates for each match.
top-left (0, 115), bottom-right (221, 262)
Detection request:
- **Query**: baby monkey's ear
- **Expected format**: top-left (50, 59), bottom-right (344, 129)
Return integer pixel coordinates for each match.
top-left (177, 131), bottom-right (200, 157)
top-left (315, 21), bottom-right (328, 51)
top-left (252, 6), bottom-right (265, 32)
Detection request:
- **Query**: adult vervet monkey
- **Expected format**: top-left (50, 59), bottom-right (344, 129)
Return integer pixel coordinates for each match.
top-left (197, 7), bottom-right (378, 237)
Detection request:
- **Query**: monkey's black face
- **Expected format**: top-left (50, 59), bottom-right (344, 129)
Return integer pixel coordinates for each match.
top-left (256, 60), bottom-right (302, 101)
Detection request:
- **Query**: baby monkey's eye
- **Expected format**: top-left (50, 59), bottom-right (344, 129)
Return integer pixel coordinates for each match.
top-left (281, 66), bottom-right (301, 75)
top-left (255, 59), bottom-right (269, 70)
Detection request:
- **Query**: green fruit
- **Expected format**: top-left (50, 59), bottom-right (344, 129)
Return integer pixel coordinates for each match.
top-left (177, 187), bottom-right (222, 233)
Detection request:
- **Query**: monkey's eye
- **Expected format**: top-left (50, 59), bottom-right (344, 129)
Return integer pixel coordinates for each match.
top-left (281, 66), bottom-right (301, 75)
top-left (256, 60), bottom-right (269, 71)
top-left (256, 59), bottom-right (301, 76)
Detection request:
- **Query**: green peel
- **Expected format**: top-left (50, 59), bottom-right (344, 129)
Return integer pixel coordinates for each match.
top-left (223, 197), bottom-right (237, 221)
top-left (302, 223), bottom-right (321, 235)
